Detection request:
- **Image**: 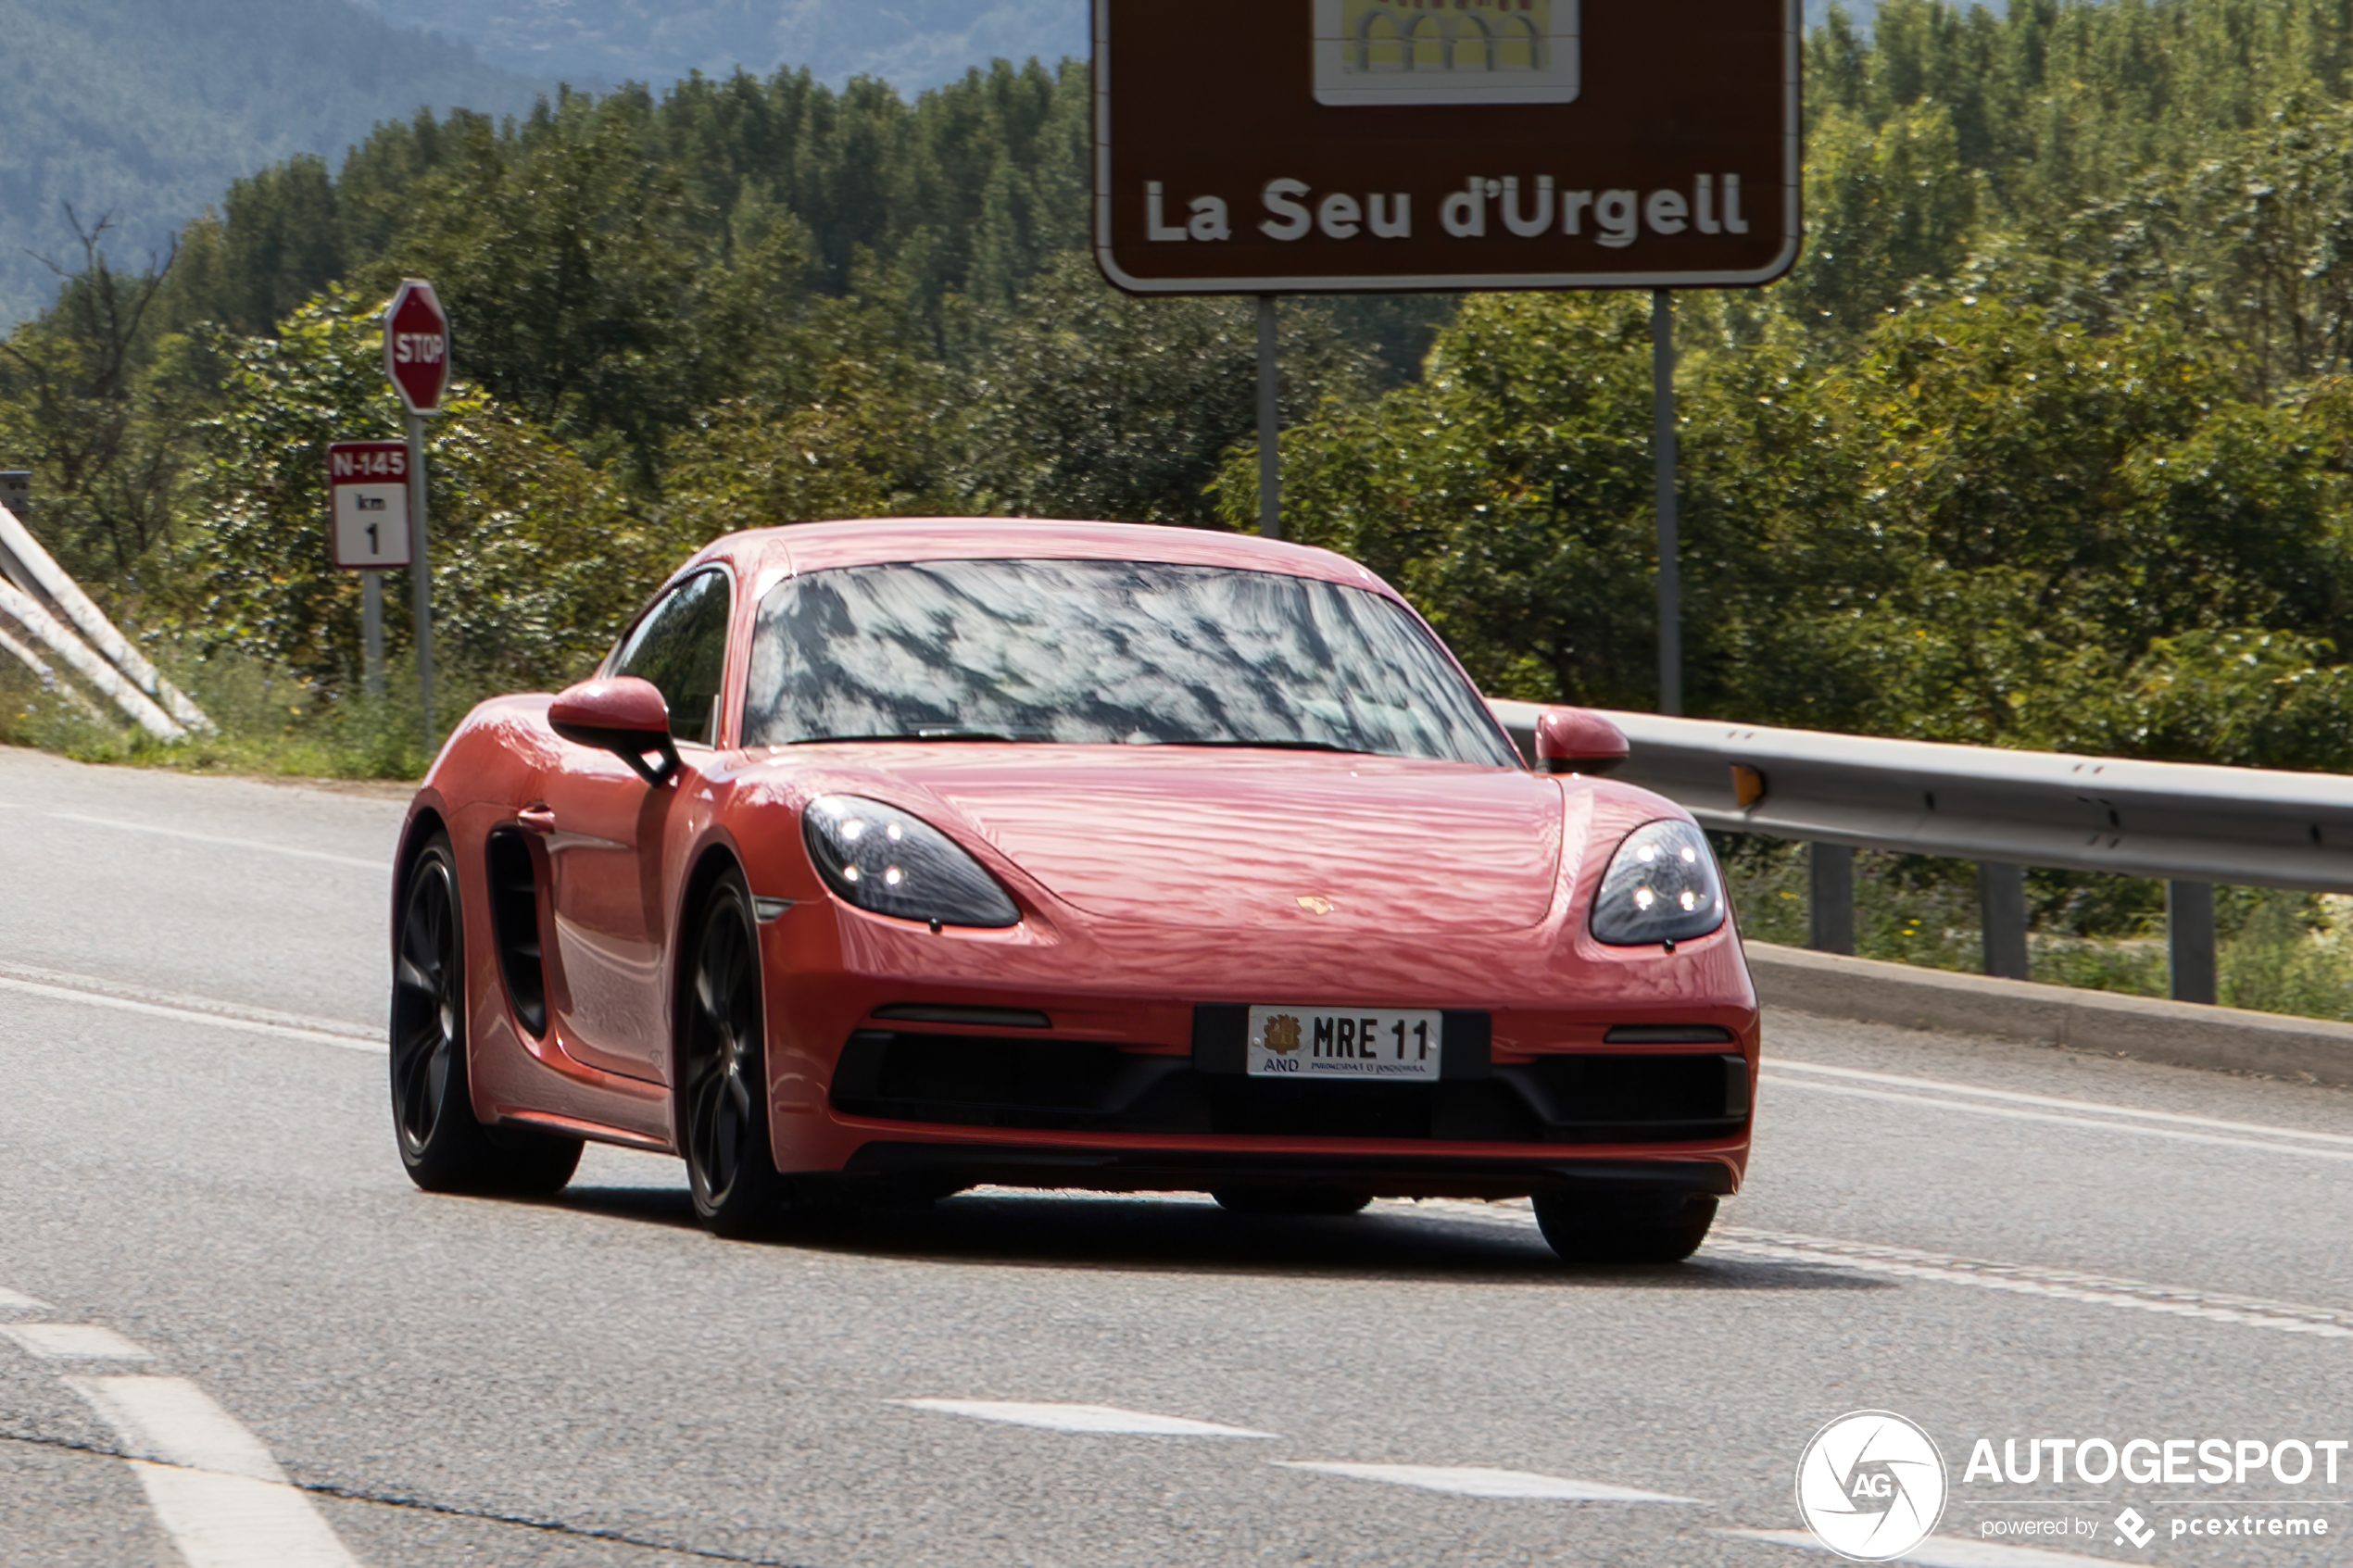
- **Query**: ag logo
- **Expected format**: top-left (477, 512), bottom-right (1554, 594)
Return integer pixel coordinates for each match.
top-left (1264, 1015), bottom-right (1302, 1055)
top-left (1795, 1411), bottom-right (1947, 1562)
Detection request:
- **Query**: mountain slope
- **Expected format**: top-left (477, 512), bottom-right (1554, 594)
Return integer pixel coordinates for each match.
top-left (365, 0), bottom-right (1088, 91)
top-left (0, 0), bottom-right (549, 329)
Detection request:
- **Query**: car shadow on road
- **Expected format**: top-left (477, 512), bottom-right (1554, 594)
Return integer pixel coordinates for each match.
top-left (551, 1185), bottom-right (1898, 1292)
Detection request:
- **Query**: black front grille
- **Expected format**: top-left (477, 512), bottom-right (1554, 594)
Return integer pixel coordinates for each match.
top-left (830, 1020), bottom-right (1748, 1145)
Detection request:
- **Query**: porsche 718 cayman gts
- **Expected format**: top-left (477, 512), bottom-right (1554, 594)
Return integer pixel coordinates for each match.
top-left (390, 519), bottom-right (1757, 1261)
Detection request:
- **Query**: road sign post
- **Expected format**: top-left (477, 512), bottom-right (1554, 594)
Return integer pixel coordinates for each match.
top-left (383, 280), bottom-right (450, 753)
top-left (1092, 0), bottom-right (1801, 709)
top-left (1257, 295), bottom-right (1280, 538)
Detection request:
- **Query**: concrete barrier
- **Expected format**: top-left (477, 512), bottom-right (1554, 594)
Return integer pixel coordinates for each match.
top-left (1745, 939), bottom-right (2353, 1085)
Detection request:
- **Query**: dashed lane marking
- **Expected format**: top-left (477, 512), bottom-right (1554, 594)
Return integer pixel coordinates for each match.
top-left (1771, 1059), bottom-right (2353, 1150)
top-left (0, 1323), bottom-right (156, 1360)
top-left (1723, 1527), bottom-right (2139, 1565)
top-left (69, 1376), bottom-right (359, 1567)
top-left (897, 1399), bottom-right (1278, 1437)
top-left (1708, 1231), bottom-right (2353, 1339)
top-left (1276, 1462), bottom-right (1699, 1501)
top-left (0, 1286), bottom-right (52, 1311)
top-left (0, 972), bottom-right (382, 1053)
top-left (45, 812), bottom-right (386, 871)
top-left (71, 1375), bottom-right (291, 1483)
top-left (1761, 1071), bottom-right (2353, 1165)
top-left (1401, 1201), bottom-right (2353, 1340)
top-left (0, 960), bottom-right (375, 1042)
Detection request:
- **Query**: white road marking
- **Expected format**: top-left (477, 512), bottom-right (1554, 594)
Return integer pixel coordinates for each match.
top-left (1277, 1461), bottom-right (1698, 1501)
top-left (0, 960), bottom-right (375, 1042)
top-left (125, 1465), bottom-right (359, 1568)
top-left (46, 812), bottom-right (385, 872)
top-left (0, 974), bottom-right (383, 1053)
top-left (69, 1376), bottom-right (287, 1482)
top-left (1760, 1072), bottom-right (2353, 1164)
top-left (1723, 1527), bottom-right (2138, 1565)
top-left (70, 1377), bottom-right (361, 1564)
top-left (0, 1286), bottom-right (52, 1311)
top-left (1, 1323), bottom-right (155, 1359)
top-left (54, 1375), bottom-right (364, 1568)
top-left (1400, 1201), bottom-right (2353, 1339)
top-left (1708, 1231), bottom-right (2353, 1338)
top-left (898, 1399), bottom-right (1277, 1437)
top-left (1771, 1058), bottom-right (2353, 1149)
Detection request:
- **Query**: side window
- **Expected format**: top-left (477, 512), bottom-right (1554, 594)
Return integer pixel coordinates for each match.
top-left (610, 570), bottom-right (732, 746)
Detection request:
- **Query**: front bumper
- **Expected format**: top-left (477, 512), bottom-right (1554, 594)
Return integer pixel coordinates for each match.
top-left (757, 894), bottom-right (1758, 1201)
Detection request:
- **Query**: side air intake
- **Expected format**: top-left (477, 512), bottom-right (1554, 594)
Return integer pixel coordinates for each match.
top-left (484, 830), bottom-right (547, 1037)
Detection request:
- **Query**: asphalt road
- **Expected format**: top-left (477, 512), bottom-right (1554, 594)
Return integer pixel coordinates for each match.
top-left (0, 744), bottom-right (2347, 1567)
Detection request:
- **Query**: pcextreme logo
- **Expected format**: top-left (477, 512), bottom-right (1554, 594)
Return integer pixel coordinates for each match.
top-left (1795, 1411), bottom-right (1949, 1562)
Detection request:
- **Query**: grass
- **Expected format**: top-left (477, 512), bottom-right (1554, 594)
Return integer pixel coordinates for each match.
top-left (1717, 835), bottom-right (2353, 1025)
top-left (0, 643), bottom-right (474, 783)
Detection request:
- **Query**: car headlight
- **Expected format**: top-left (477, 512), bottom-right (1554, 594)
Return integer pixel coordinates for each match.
top-left (1591, 819), bottom-right (1727, 947)
top-left (801, 795), bottom-right (1019, 928)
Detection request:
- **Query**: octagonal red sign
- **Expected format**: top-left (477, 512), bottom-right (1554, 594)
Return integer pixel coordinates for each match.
top-left (383, 279), bottom-right (451, 415)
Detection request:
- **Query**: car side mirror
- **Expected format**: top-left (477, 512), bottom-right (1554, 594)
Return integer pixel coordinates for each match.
top-left (549, 677), bottom-right (681, 786)
top-left (1534, 707), bottom-right (1628, 776)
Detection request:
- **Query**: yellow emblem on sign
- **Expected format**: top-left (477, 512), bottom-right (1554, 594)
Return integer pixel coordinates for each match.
top-left (1296, 895), bottom-right (1335, 916)
top-left (1315, 0), bottom-right (1579, 107)
top-left (1264, 1014), bottom-right (1303, 1055)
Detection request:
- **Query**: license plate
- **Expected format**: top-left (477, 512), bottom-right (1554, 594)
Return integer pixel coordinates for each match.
top-left (1246, 1006), bottom-right (1443, 1081)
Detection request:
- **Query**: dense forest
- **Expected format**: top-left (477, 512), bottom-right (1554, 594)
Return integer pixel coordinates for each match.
top-left (10, 0), bottom-right (2353, 796)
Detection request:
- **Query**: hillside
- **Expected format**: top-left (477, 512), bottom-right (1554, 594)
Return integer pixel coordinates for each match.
top-left (365, 0), bottom-right (1088, 92)
top-left (0, 0), bottom-right (549, 328)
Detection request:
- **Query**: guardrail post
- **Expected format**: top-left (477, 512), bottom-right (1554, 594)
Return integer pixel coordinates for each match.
top-left (1807, 843), bottom-right (1855, 955)
top-left (2167, 880), bottom-right (2218, 1005)
top-left (1977, 862), bottom-right (2031, 981)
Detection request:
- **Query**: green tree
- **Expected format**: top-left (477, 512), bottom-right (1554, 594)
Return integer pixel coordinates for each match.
top-left (182, 288), bottom-right (658, 689)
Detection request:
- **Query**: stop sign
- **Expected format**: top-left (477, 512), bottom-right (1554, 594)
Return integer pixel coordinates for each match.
top-left (383, 279), bottom-right (451, 415)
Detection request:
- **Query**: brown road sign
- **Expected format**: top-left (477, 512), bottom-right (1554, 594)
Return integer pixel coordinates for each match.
top-left (1092, 0), bottom-right (1800, 294)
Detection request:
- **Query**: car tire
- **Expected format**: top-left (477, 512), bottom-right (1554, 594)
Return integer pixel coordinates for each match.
top-left (391, 833), bottom-right (583, 1196)
top-left (1532, 1191), bottom-right (1717, 1264)
top-left (680, 869), bottom-right (790, 1239)
top-left (1211, 1185), bottom-right (1373, 1216)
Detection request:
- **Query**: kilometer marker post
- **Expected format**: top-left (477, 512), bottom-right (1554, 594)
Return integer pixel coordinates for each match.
top-left (327, 440), bottom-right (413, 704)
top-left (384, 280), bottom-right (451, 754)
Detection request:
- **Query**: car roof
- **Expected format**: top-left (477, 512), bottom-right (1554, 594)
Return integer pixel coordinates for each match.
top-left (678, 518), bottom-right (1392, 595)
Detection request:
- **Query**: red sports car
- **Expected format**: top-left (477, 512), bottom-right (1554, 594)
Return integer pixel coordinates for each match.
top-left (390, 519), bottom-right (1757, 1261)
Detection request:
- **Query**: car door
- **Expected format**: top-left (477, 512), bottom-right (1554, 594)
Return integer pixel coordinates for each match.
top-left (537, 568), bottom-right (733, 1084)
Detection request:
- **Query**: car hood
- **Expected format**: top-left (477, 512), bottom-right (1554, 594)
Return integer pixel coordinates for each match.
top-left (779, 746), bottom-right (1568, 933)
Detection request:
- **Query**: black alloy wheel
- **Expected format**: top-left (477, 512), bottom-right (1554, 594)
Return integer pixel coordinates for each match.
top-left (680, 872), bottom-right (789, 1237)
top-left (390, 833), bottom-right (580, 1195)
top-left (1531, 1191), bottom-right (1718, 1265)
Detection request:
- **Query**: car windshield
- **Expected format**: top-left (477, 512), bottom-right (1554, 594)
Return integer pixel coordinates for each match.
top-left (741, 558), bottom-right (1517, 766)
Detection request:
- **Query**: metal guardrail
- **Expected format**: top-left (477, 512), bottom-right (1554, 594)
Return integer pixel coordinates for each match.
top-left (0, 500), bottom-right (211, 740)
top-left (1488, 699), bottom-right (2353, 1003)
